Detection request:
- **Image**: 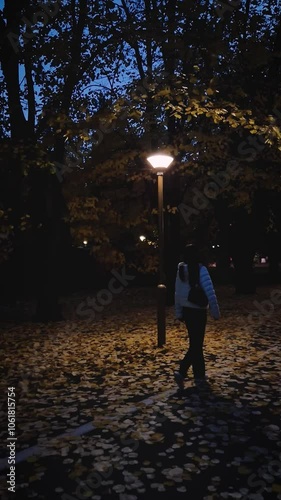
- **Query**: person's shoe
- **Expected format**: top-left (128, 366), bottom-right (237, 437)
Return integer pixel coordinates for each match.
top-left (174, 371), bottom-right (185, 391)
top-left (194, 376), bottom-right (208, 388)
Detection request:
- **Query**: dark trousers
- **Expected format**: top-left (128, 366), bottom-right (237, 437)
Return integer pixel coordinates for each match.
top-left (179, 307), bottom-right (207, 379)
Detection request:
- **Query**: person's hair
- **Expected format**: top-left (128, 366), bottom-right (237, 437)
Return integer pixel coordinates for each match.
top-left (179, 244), bottom-right (200, 285)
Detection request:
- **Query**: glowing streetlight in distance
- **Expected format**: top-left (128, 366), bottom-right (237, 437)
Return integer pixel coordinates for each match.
top-left (139, 235), bottom-right (146, 242)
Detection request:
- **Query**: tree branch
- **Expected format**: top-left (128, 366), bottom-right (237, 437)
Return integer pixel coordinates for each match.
top-left (120, 0), bottom-right (145, 80)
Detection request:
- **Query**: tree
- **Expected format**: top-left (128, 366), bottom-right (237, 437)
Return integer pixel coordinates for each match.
top-left (1, 0), bottom-right (281, 320)
top-left (62, 0), bottom-right (281, 295)
top-left (0, 0), bottom-right (127, 319)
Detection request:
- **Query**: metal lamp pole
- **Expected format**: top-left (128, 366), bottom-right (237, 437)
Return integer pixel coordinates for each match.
top-left (147, 154), bottom-right (174, 347)
top-left (157, 171), bottom-right (166, 346)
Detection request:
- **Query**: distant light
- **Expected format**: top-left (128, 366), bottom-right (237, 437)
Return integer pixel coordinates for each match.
top-left (261, 258), bottom-right (266, 264)
top-left (147, 154), bottom-right (174, 170)
top-left (83, 240), bottom-right (88, 246)
top-left (212, 245), bottom-right (215, 248)
top-left (139, 235), bottom-right (146, 242)
top-left (217, 245), bottom-right (220, 248)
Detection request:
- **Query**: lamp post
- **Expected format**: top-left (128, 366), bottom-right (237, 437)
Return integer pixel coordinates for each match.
top-left (147, 154), bottom-right (174, 347)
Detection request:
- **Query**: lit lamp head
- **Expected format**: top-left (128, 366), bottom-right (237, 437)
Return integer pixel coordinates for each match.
top-left (147, 154), bottom-right (174, 174)
top-left (139, 235), bottom-right (146, 242)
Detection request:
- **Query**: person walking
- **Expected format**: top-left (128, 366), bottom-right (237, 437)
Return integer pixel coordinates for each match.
top-left (174, 244), bottom-right (220, 390)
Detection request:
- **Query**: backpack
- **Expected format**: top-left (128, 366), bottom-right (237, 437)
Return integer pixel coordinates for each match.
top-left (188, 284), bottom-right (208, 307)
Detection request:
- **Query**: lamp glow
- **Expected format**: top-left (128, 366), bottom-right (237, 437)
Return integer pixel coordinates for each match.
top-left (147, 154), bottom-right (173, 170)
top-left (139, 235), bottom-right (146, 242)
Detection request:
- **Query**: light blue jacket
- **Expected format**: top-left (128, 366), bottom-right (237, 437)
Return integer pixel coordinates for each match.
top-left (175, 262), bottom-right (220, 320)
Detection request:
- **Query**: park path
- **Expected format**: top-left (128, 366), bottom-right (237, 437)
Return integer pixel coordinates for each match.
top-left (0, 286), bottom-right (280, 499)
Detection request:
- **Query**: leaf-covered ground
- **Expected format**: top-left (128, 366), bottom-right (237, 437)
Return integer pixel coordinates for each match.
top-left (0, 286), bottom-right (281, 500)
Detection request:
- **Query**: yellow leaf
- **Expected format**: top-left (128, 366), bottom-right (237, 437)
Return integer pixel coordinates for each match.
top-left (157, 88), bottom-right (170, 97)
top-left (150, 433), bottom-right (165, 442)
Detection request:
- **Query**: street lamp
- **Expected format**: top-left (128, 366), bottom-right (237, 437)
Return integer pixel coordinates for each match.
top-left (147, 154), bottom-right (174, 347)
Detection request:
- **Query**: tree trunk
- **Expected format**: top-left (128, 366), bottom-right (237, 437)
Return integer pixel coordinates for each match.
top-left (232, 252), bottom-right (256, 294)
top-left (31, 170), bottom-right (65, 322)
top-left (229, 211), bottom-right (257, 294)
top-left (267, 233), bottom-right (281, 284)
top-left (231, 240), bottom-right (256, 294)
top-left (213, 200), bottom-right (232, 284)
top-left (216, 250), bottom-right (232, 284)
top-left (0, 1), bottom-right (32, 304)
top-left (32, 0), bottom-right (87, 321)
